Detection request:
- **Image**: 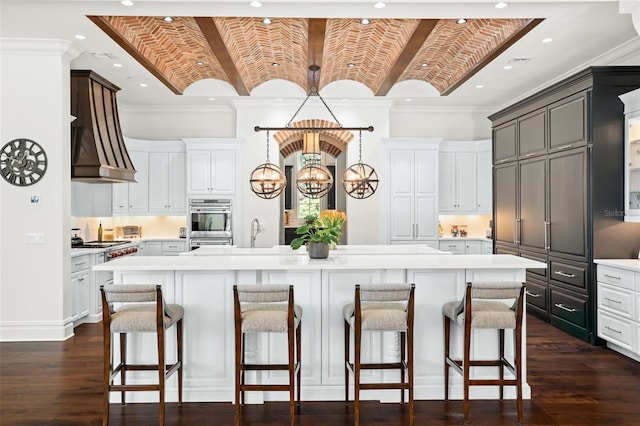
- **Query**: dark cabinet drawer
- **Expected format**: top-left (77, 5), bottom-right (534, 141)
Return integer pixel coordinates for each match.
top-left (550, 288), bottom-right (587, 329)
top-left (525, 277), bottom-right (547, 311)
top-left (494, 121), bottom-right (517, 163)
top-left (519, 250), bottom-right (547, 278)
top-left (549, 259), bottom-right (586, 291)
top-left (548, 91), bottom-right (588, 150)
top-left (518, 108), bottom-right (546, 158)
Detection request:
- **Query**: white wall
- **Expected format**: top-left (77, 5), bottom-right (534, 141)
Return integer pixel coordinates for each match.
top-left (390, 106), bottom-right (493, 140)
top-left (0, 39), bottom-right (81, 341)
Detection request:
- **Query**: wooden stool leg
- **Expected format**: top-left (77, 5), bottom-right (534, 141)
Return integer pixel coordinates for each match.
top-left (103, 325), bottom-right (111, 426)
top-left (408, 325), bottom-right (415, 426)
top-left (158, 328), bottom-right (166, 426)
top-left (177, 319), bottom-right (183, 406)
top-left (354, 325), bottom-right (361, 426)
top-left (344, 319), bottom-right (350, 403)
top-left (296, 322), bottom-right (302, 409)
top-left (499, 328), bottom-right (505, 400)
top-left (443, 315), bottom-right (450, 400)
top-left (288, 321), bottom-right (295, 424)
top-left (463, 323), bottom-right (472, 425)
top-left (119, 333), bottom-right (127, 405)
top-left (400, 331), bottom-right (406, 404)
top-left (515, 327), bottom-right (523, 425)
top-left (234, 328), bottom-right (242, 426)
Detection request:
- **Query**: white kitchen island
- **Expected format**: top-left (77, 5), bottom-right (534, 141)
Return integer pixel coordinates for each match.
top-left (95, 247), bottom-right (545, 404)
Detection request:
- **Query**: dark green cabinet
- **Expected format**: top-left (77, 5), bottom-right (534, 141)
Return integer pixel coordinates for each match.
top-left (490, 66), bottom-right (640, 343)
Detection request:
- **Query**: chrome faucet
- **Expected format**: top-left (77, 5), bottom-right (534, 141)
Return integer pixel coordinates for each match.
top-left (250, 218), bottom-right (261, 248)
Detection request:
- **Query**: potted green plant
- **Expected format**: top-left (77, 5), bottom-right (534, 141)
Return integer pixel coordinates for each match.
top-left (290, 211), bottom-right (347, 258)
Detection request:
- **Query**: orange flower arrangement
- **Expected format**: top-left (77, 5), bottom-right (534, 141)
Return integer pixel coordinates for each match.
top-left (290, 210), bottom-right (347, 250)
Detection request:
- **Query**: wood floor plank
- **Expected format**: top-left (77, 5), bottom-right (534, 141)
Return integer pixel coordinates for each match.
top-left (1, 314), bottom-right (640, 425)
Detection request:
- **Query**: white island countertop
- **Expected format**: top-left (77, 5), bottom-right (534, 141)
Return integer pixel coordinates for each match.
top-left (95, 252), bottom-right (544, 272)
top-left (180, 244), bottom-right (447, 257)
top-left (595, 259), bottom-right (640, 273)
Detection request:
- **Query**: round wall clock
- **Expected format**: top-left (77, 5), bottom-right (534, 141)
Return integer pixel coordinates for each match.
top-left (0, 138), bottom-right (48, 186)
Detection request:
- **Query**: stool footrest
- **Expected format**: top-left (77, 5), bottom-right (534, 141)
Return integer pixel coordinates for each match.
top-left (242, 362), bottom-right (300, 372)
top-left (359, 383), bottom-right (410, 390)
top-left (240, 384), bottom-right (292, 392)
top-left (110, 384), bottom-right (161, 392)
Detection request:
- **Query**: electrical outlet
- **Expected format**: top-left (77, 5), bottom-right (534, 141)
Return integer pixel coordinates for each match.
top-left (25, 233), bottom-right (45, 244)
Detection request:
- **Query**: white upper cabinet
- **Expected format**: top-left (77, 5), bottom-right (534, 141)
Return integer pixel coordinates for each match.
top-left (438, 140), bottom-right (491, 214)
top-left (112, 150), bottom-right (148, 214)
top-left (148, 152), bottom-right (186, 214)
top-left (384, 139), bottom-right (440, 243)
top-left (184, 139), bottom-right (241, 196)
top-left (620, 89), bottom-right (640, 222)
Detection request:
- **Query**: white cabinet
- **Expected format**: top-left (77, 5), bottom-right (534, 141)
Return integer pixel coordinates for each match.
top-left (148, 152), bottom-right (186, 214)
top-left (162, 240), bottom-right (187, 256)
top-left (71, 254), bottom-right (91, 326)
top-left (71, 182), bottom-right (112, 217)
top-left (481, 240), bottom-right (493, 254)
top-left (144, 241), bottom-right (163, 256)
top-left (620, 89), bottom-right (640, 222)
top-left (385, 139), bottom-right (440, 244)
top-left (112, 150), bottom-right (149, 214)
top-left (184, 138), bottom-right (242, 197)
top-left (187, 150), bottom-right (236, 195)
top-left (596, 262), bottom-right (640, 361)
top-left (439, 238), bottom-right (490, 255)
top-left (438, 140), bottom-right (492, 214)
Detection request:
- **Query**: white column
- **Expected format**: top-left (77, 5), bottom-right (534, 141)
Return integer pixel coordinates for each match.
top-left (0, 38), bottom-right (82, 341)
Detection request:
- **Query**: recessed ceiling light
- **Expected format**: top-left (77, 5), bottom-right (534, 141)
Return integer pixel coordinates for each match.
top-left (120, 0), bottom-right (134, 6)
top-left (74, 34), bottom-right (86, 40)
top-left (347, 63), bottom-right (356, 68)
top-left (208, 97), bottom-right (216, 101)
top-left (113, 63), bottom-right (123, 68)
top-left (139, 83), bottom-right (148, 87)
top-left (162, 16), bottom-right (174, 23)
top-left (495, 2), bottom-right (508, 9)
top-left (272, 62), bottom-right (280, 67)
top-left (405, 98), bottom-right (412, 102)
top-left (374, 2), bottom-right (386, 9)
top-left (262, 18), bottom-right (272, 25)
top-left (421, 63), bottom-right (428, 68)
top-left (250, 1), bottom-right (262, 7)
top-left (476, 85), bottom-right (484, 89)
top-left (456, 18), bottom-right (467, 24)
top-left (196, 61), bottom-right (205, 66)
top-left (542, 37), bottom-right (553, 43)
top-left (360, 18), bottom-right (371, 25)
top-left (503, 65), bottom-right (512, 69)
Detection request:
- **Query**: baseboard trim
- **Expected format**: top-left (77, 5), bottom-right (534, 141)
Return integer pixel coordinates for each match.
top-left (0, 320), bottom-right (74, 342)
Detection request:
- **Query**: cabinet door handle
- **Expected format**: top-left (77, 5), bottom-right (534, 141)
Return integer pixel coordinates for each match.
top-left (604, 326), bottom-right (622, 334)
top-left (513, 219), bottom-right (517, 244)
top-left (603, 274), bottom-right (621, 280)
top-left (556, 144), bottom-right (574, 151)
top-left (554, 270), bottom-right (576, 278)
top-left (554, 303), bottom-right (577, 313)
top-left (544, 221), bottom-right (550, 250)
top-left (515, 218), bottom-right (521, 244)
top-left (525, 291), bottom-right (540, 298)
top-left (604, 297), bottom-right (622, 304)
top-left (415, 224), bottom-right (419, 237)
top-left (524, 152), bottom-right (538, 157)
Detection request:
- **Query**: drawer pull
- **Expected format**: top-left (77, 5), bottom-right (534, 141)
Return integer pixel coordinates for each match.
top-left (603, 274), bottom-right (621, 280)
top-left (554, 303), bottom-right (577, 313)
top-left (556, 144), bottom-right (574, 151)
top-left (525, 291), bottom-right (540, 298)
top-left (604, 326), bottom-right (622, 335)
top-left (604, 297), bottom-right (622, 304)
top-left (554, 270), bottom-right (576, 278)
top-left (74, 262), bottom-right (87, 267)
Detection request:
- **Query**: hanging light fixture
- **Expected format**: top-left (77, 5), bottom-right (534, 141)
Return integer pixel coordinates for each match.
top-left (253, 65), bottom-right (375, 199)
top-left (343, 130), bottom-right (379, 199)
top-left (249, 130), bottom-right (287, 199)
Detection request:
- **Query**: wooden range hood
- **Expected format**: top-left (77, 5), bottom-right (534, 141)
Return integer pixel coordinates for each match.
top-left (70, 70), bottom-right (136, 183)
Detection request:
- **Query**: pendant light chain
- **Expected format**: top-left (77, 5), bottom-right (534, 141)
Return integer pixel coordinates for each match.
top-left (285, 66), bottom-right (342, 128)
top-left (358, 130), bottom-right (363, 163)
top-left (265, 130), bottom-right (270, 163)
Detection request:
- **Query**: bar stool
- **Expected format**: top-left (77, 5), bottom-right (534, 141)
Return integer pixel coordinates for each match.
top-left (233, 284), bottom-right (302, 426)
top-left (343, 283), bottom-right (415, 426)
top-left (100, 284), bottom-right (184, 426)
top-left (443, 281), bottom-right (526, 425)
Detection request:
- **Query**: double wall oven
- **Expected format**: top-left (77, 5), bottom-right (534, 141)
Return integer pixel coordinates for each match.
top-left (188, 199), bottom-right (233, 250)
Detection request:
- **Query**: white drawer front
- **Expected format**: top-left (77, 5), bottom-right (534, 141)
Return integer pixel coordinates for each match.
top-left (439, 241), bottom-right (465, 254)
top-left (598, 310), bottom-right (634, 351)
top-left (637, 293), bottom-right (640, 322)
top-left (597, 265), bottom-right (635, 290)
top-left (598, 283), bottom-right (634, 318)
top-left (637, 324), bottom-right (640, 355)
top-left (71, 255), bottom-right (91, 273)
top-left (162, 241), bottom-right (186, 252)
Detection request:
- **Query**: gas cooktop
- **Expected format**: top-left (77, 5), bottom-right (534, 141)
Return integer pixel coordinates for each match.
top-left (72, 240), bottom-right (130, 249)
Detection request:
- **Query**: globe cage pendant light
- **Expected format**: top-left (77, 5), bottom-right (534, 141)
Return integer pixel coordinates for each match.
top-left (249, 130), bottom-right (287, 199)
top-left (342, 130), bottom-right (379, 199)
top-left (296, 155), bottom-right (334, 199)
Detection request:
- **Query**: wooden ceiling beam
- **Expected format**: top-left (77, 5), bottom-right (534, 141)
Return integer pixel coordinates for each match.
top-left (88, 16), bottom-right (183, 95)
top-left (441, 18), bottom-right (545, 96)
top-left (375, 19), bottom-right (439, 96)
top-left (307, 18), bottom-right (327, 91)
top-left (194, 17), bottom-right (250, 96)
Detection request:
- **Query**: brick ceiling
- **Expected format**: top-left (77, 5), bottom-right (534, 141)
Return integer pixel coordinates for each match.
top-left (89, 15), bottom-right (541, 97)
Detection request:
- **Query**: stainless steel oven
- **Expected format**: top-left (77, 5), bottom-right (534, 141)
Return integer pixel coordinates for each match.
top-left (188, 199), bottom-right (233, 248)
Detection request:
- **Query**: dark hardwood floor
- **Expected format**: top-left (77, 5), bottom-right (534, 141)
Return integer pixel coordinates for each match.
top-left (1, 314), bottom-right (639, 425)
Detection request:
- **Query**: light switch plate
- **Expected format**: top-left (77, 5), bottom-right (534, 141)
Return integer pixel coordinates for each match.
top-left (25, 233), bottom-right (45, 244)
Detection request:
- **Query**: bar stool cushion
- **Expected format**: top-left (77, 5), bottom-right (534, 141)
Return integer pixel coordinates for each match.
top-left (343, 302), bottom-right (408, 331)
top-left (443, 300), bottom-right (515, 329)
top-left (241, 303), bottom-right (303, 333)
top-left (110, 303), bottom-right (184, 333)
